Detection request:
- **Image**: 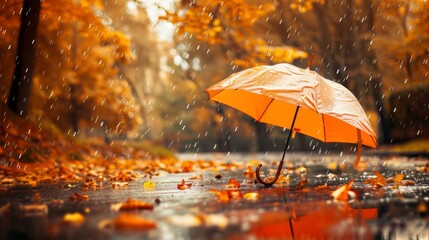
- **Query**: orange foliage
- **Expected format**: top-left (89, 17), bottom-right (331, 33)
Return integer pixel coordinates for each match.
top-left (161, 0), bottom-right (306, 67)
top-left (0, 0), bottom-right (140, 135)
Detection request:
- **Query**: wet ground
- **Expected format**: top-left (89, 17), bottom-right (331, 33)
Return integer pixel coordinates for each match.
top-left (1, 153), bottom-right (428, 240)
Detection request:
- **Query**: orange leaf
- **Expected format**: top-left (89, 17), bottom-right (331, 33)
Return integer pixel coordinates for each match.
top-left (331, 179), bottom-right (355, 201)
top-left (104, 213), bottom-right (156, 231)
top-left (226, 178), bottom-right (240, 189)
top-left (62, 212), bottom-right (85, 226)
top-left (177, 179), bottom-right (192, 190)
top-left (117, 198), bottom-right (154, 211)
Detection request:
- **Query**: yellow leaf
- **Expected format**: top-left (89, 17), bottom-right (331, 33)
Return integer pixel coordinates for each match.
top-left (63, 212), bottom-right (85, 225)
top-left (143, 179), bottom-right (155, 189)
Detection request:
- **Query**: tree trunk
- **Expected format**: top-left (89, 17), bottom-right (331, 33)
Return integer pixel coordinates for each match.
top-left (70, 24), bottom-right (79, 135)
top-left (7, 0), bottom-right (42, 116)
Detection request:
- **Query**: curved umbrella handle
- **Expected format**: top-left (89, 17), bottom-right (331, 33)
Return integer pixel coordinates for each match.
top-left (255, 106), bottom-right (300, 186)
top-left (256, 161), bottom-right (284, 186)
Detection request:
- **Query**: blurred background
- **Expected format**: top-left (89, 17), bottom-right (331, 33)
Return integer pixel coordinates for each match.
top-left (1, 0), bottom-right (428, 154)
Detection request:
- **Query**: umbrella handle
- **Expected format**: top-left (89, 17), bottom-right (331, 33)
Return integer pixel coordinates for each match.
top-left (255, 106), bottom-right (300, 186)
top-left (256, 161), bottom-right (284, 186)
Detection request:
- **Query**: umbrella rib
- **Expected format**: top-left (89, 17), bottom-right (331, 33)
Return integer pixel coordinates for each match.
top-left (322, 114), bottom-right (327, 142)
top-left (257, 98), bottom-right (275, 122)
top-left (206, 89), bottom-right (226, 99)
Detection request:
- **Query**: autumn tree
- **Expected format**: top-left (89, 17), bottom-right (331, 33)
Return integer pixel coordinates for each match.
top-left (374, 0), bottom-right (429, 141)
top-left (1, 0), bottom-right (142, 137)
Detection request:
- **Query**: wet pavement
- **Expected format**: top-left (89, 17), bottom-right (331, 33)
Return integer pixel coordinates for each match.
top-left (1, 153), bottom-right (428, 240)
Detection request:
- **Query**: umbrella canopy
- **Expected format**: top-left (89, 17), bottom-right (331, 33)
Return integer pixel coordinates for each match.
top-left (205, 63), bottom-right (377, 185)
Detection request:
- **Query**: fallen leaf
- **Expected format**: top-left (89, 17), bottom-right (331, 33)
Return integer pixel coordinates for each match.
top-left (189, 174), bottom-right (203, 180)
top-left (331, 179), bottom-right (355, 201)
top-left (363, 171), bottom-right (386, 188)
top-left (143, 179), bottom-right (155, 189)
top-left (112, 181), bottom-right (129, 189)
top-left (387, 173), bottom-right (404, 188)
top-left (226, 178), bottom-right (240, 189)
top-left (100, 213), bottom-right (156, 231)
top-left (400, 180), bottom-right (416, 186)
top-left (62, 212), bottom-right (85, 226)
top-left (243, 166), bottom-right (255, 179)
top-left (69, 192), bottom-right (89, 201)
top-left (177, 179), bottom-right (192, 190)
top-left (210, 189), bottom-right (242, 202)
top-left (111, 198), bottom-right (154, 211)
top-left (181, 161), bottom-right (194, 172)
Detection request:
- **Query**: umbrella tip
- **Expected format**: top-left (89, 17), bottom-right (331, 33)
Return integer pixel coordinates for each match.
top-left (306, 54), bottom-right (314, 70)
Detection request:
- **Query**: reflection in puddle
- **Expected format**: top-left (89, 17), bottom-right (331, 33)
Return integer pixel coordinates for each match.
top-left (234, 200), bottom-right (428, 240)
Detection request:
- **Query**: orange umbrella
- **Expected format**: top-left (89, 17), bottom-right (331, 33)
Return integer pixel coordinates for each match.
top-left (205, 62), bottom-right (377, 185)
